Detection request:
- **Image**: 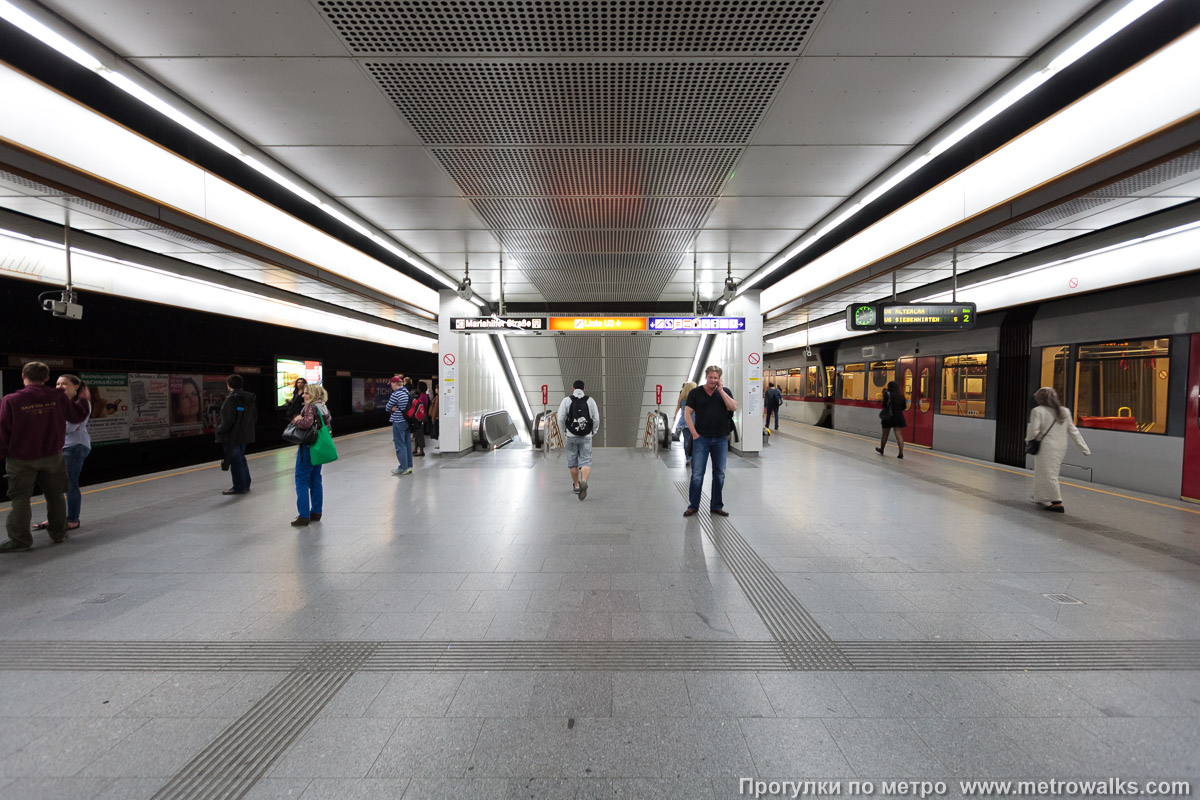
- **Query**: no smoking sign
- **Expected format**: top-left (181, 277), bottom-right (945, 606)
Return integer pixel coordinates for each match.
top-left (748, 352), bottom-right (761, 365)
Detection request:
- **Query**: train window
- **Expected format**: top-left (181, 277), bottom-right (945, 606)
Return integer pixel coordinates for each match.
top-left (806, 366), bottom-right (819, 398)
top-left (869, 361), bottom-right (895, 401)
top-left (1074, 338), bottom-right (1169, 434)
top-left (787, 368), bottom-right (804, 397)
top-left (941, 354), bottom-right (988, 417)
top-left (825, 366), bottom-right (836, 398)
top-left (840, 363), bottom-right (865, 400)
top-left (1039, 345), bottom-right (1069, 402)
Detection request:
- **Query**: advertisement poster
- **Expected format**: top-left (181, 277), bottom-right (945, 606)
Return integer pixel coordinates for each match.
top-left (371, 378), bottom-right (393, 411)
top-left (127, 373), bottom-right (170, 443)
top-left (170, 374), bottom-right (205, 438)
top-left (276, 358), bottom-right (323, 406)
top-left (201, 375), bottom-right (228, 433)
top-left (81, 372), bottom-right (131, 445)
top-left (352, 378), bottom-right (365, 413)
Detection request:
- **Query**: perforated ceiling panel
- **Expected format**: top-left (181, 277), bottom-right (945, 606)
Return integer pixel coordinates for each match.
top-left (555, 334), bottom-right (652, 447)
top-left (364, 61), bottom-right (790, 145)
top-left (317, 0), bottom-right (826, 55)
top-left (471, 198), bottom-right (716, 231)
top-left (430, 148), bottom-right (741, 197)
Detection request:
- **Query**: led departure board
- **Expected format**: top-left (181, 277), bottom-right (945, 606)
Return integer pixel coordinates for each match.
top-left (846, 302), bottom-right (977, 331)
top-left (879, 303), bottom-right (976, 330)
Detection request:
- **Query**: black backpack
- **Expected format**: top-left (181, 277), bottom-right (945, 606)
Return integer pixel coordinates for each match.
top-left (565, 394), bottom-right (594, 436)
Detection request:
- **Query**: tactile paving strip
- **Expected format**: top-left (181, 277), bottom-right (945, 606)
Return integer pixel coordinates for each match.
top-left (151, 643), bottom-right (377, 800)
top-left (774, 429), bottom-right (1200, 567)
top-left (674, 481), bottom-right (844, 658)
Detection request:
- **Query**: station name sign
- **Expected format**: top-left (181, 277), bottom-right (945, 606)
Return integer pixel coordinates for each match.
top-left (649, 317), bottom-right (745, 332)
top-left (451, 317), bottom-right (545, 331)
top-left (847, 303), bottom-right (976, 332)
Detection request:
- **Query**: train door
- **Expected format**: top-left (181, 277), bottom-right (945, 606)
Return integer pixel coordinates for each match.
top-left (898, 356), bottom-right (936, 447)
top-left (1182, 333), bottom-right (1200, 502)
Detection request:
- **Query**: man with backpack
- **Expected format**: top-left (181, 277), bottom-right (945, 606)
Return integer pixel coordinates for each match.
top-left (215, 374), bottom-right (258, 495)
top-left (385, 374), bottom-right (413, 475)
top-left (764, 382), bottom-right (783, 431)
top-left (556, 380), bottom-right (600, 500)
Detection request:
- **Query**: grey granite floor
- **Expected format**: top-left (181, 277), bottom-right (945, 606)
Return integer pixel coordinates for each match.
top-left (0, 425), bottom-right (1197, 799)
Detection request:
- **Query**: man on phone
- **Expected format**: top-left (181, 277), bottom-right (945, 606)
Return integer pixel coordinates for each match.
top-left (683, 365), bottom-right (738, 518)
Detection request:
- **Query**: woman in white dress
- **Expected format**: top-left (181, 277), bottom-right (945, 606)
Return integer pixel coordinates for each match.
top-left (1026, 386), bottom-right (1091, 513)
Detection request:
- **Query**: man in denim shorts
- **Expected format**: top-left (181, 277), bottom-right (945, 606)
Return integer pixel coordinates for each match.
top-left (556, 380), bottom-right (600, 500)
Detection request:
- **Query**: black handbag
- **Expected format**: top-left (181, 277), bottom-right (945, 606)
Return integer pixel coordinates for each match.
top-left (282, 419), bottom-right (318, 446)
top-left (1025, 418), bottom-right (1057, 455)
top-left (879, 392), bottom-right (892, 421)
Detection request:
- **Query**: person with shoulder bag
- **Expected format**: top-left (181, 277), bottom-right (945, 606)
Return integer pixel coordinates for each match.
top-left (876, 380), bottom-right (907, 458)
top-left (290, 384), bottom-right (333, 527)
top-left (1026, 386), bottom-right (1090, 513)
top-left (407, 381), bottom-right (431, 457)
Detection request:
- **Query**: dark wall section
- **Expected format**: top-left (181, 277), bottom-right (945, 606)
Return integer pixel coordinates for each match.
top-left (0, 275), bottom-right (436, 488)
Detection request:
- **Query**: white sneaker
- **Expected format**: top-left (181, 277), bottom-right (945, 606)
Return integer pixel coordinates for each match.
top-left (400, 467), bottom-right (413, 475)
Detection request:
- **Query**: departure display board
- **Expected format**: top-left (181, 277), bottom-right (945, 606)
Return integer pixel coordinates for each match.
top-left (846, 302), bottom-right (976, 331)
top-left (549, 317), bottom-right (648, 331)
top-left (879, 303), bottom-right (976, 331)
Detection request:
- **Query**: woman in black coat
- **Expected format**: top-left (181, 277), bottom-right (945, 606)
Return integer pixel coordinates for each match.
top-left (876, 380), bottom-right (907, 459)
top-left (284, 377), bottom-right (308, 418)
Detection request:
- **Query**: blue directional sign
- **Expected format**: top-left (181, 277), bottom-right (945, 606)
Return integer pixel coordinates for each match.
top-left (649, 317), bottom-right (746, 332)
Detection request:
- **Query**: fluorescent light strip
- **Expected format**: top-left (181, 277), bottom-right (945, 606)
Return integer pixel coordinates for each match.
top-left (0, 230), bottom-right (436, 349)
top-left (768, 219), bottom-right (1200, 352)
top-left (495, 334), bottom-right (534, 420)
top-left (760, 24), bottom-right (1200, 315)
top-left (687, 334), bottom-right (711, 383)
top-left (740, 0), bottom-right (1167, 296)
top-left (0, 0), bottom-right (463, 297)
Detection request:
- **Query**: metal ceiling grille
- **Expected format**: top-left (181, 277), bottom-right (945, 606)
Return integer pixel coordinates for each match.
top-left (0, 169), bottom-right (63, 195)
top-left (430, 148), bottom-right (741, 197)
top-left (364, 61), bottom-right (791, 145)
top-left (470, 197), bottom-right (716, 231)
top-left (1090, 150), bottom-right (1200, 197)
top-left (497, 230), bottom-right (697, 253)
top-left (555, 334), bottom-right (651, 447)
top-left (517, 253), bottom-right (683, 302)
top-left (319, 0), bottom-right (827, 56)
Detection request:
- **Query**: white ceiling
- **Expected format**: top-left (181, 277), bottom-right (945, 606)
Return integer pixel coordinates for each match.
top-left (34, 0), bottom-right (1103, 306)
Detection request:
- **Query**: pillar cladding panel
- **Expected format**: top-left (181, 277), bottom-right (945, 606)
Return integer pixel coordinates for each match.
top-left (554, 334), bottom-right (651, 447)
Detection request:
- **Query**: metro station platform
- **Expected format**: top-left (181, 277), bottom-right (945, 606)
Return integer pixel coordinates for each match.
top-left (0, 426), bottom-right (1198, 799)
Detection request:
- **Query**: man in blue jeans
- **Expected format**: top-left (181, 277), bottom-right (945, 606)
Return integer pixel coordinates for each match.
top-left (385, 375), bottom-right (413, 475)
top-left (683, 365), bottom-right (738, 517)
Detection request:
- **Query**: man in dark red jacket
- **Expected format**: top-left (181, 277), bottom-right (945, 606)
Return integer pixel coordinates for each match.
top-left (0, 361), bottom-right (91, 551)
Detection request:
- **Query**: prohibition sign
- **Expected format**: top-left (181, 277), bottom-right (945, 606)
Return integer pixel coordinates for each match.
top-left (443, 354), bottom-right (456, 366)
top-left (1068, 277), bottom-right (1079, 289)
top-left (748, 352), bottom-right (761, 365)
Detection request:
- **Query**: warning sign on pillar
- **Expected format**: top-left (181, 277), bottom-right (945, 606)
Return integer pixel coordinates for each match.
top-left (747, 351), bottom-right (762, 380)
top-left (443, 354), bottom-right (456, 366)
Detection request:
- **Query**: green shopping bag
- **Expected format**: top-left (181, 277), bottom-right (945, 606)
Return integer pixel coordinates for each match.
top-left (309, 411), bottom-right (339, 465)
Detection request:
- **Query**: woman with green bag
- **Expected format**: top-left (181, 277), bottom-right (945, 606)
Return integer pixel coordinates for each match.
top-left (290, 384), bottom-right (333, 527)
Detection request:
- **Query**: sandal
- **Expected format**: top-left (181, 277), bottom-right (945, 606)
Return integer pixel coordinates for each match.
top-left (32, 521), bottom-right (49, 531)
top-left (66, 522), bottom-right (81, 530)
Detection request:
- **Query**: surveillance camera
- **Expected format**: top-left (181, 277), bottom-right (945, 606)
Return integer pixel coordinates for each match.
top-left (42, 294), bottom-right (83, 320)
top-left (805, 346), bottom-right (813, 358)
top-left (456, 277), bottom-right (473, 302)
top-left (721, 276), bottom-right (737, 304)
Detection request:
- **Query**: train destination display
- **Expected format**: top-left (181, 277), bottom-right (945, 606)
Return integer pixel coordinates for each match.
top-left (846, 303), bottom-right (976, 331)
